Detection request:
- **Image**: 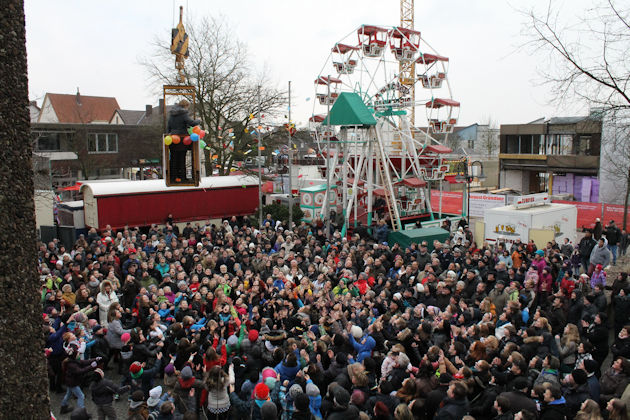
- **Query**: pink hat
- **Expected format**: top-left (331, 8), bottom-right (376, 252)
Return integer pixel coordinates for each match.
top-left (262, 368), bottom-right (276, 381)
top-left (121, 332), bottom-right (131, 343)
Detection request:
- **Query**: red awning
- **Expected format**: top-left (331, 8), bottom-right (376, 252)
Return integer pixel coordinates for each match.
top-left (359, 25), bottom-right (387, 35)
top-left (396, 177), bottom-right (427, 188)
top-left (417, 53), bottom-right (449, 65)
top-left (332, 43), bottom-right (360, 54)
top-left (423, 144), bottom-right (452, 154)
top-left (309, 114), bottom-right (326, 123)
top-left (373, 188), bottom-right (386, 197)
top-left (315, 76), bottom-right (342, 85)
top-left (391, 27), bottom-right (421, 37)
top-left (346, 178), bottom-right (366, 186)
top-left (58, 183), bottom-right (82, 191)
top-left (425, 98), bottom-right (460, 108)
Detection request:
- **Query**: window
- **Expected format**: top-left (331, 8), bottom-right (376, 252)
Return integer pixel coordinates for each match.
top-left (577, 136), bottom-right (591, 155)
top-left (31, 131), bottom-right (74, 151)
top-left (87, 133), bottom-right (118, 153)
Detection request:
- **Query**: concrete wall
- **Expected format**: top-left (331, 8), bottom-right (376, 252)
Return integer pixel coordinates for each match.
top-left (501, 169), bottom-right (527, 193)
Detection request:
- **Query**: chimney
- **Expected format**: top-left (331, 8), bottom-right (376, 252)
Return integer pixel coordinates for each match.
top-left (76, 87), bottom-right (81, 106)
top-left (145, 104), bottom-right (152, 116)
top-left (158, 98), bottom-right (165, 115)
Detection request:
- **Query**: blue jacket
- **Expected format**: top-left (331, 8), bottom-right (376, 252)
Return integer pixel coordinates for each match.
top-left (275, 360), bottom-right (301, 383)
top-left (46, 319), bottom-right (67, 356)
top-left (349, 334), bottom-right (376, 363)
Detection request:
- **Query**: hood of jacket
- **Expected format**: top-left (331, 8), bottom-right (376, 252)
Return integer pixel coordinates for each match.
top-left (169, 105), bottom-right (188, 117)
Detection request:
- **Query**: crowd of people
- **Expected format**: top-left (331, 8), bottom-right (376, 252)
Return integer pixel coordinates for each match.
top-left (40, 212), bottom-right (630, 420)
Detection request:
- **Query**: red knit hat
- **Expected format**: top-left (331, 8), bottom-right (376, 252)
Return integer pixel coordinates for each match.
top-left (254, 383), bottom-right (270, 400)
top-left (129, 362), bottom-right (142, 374)
top-left (248, 329), bottom-right (259, 343)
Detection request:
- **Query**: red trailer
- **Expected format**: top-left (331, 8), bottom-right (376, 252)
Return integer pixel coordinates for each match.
top-left (80, 175), bottom-right (259, 230)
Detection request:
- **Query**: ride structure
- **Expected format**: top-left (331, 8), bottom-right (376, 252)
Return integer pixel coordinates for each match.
top-left (309, 22), bottom-right (459, 235)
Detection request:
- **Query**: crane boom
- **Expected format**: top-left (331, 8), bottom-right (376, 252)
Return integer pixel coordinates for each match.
top-left (399, 0), bottom-right (415, 125)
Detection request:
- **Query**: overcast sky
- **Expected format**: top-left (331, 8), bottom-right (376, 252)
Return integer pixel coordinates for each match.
top-left (25, 0), bottom-right (594, 127)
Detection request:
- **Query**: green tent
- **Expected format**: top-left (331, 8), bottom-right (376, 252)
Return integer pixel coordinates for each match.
top-left (323, 92), bottom-right (377, 126)
top-left (388, 227), bottom-right (450, 251)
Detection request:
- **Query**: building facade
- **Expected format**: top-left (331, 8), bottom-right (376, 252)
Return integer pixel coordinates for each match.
top-left (498, 116), bottom-right (602, 201)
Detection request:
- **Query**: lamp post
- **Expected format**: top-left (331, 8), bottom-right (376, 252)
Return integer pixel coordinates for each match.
top-left (455, 158), bottom-right (486, 225)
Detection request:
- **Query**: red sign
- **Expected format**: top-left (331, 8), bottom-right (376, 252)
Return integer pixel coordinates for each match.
top-left (603, 204), bottom-right (630, 229)
top-left (553, 200), bottom-right (602, 229)
top-left (430, 190), bottom-right (463, 215)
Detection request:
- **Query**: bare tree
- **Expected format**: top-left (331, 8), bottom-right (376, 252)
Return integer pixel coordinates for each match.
top-left (143, 16), bottom-right (286, 175)
top-left (0, 0), bottom-right (50, 416)
top-left (478, 117), bottom-right (499, 158)
top-left (521, 0), bottom-right (630, 226)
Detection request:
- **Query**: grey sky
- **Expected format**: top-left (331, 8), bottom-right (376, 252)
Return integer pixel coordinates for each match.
top-left (25, 0), bottom-right (592, 127)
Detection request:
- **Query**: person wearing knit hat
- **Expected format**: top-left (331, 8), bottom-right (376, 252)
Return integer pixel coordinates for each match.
top-left (128, 353), bottom-right (162, 397)
top-left (120, 332), bottom-right (131, 343)
top-left (294, 392), bottom-right (311, 414)
top-left (248, 329), bottom-right (259, 343)
top-left (260, 400), bottom-right (278, 420)
top-left (91, 367), bottom-right (130, 419)
top-left (289, 383), bottom-right (304, 400)
top-left (305, 381), bottom-right (322, 419)
top-left (325, 386), bottom-right (359, 420)
top-left (147, 385), bottom-right (163, 409)
top-left (254, 382), bottom-right (270, 400)
top-left (180, 365), bottom-right (193, 380)
top-left (128, 390), bottom-right (149, 419)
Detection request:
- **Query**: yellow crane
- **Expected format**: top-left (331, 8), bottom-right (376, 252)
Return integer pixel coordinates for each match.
top-left (399, 0), bottom-right (416, 125)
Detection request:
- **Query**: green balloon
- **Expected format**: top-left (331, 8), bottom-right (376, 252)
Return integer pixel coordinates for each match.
top-left (199, 140), bottom-right (207, 149)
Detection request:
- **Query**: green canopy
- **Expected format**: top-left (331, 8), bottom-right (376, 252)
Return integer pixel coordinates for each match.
top-left (323, 92), bottom-right (377, 126)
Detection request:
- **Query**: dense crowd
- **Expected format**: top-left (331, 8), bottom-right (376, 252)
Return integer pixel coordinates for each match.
top-left (40, 213), bottom-right (630, 420)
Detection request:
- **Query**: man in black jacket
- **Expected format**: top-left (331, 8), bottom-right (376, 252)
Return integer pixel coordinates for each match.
top-left (499, 377), bottom-right (537, 415)
top-left (435, 381), bottom-right (470, 420)
top-left (605, 220), bottom-right (621, 265)
top-left (166, 99), bottom-right (201, 183)
top-left (578, 232), bottom-right (596, 274)
top-left (91, 368), bottom-right (130, 419)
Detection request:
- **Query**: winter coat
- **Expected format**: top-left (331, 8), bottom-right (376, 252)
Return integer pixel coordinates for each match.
top-left (275, 360), bottom-right (301, 384)
top-left (590, 239), bottom-right (611, 267)
top-left (434, 397), bottom-right (470, 420)
top-left (563, 383), bottom-right (590, 418)
top-left (539, 397), bottom-right (567, 420)
top-left (600, 369), bottom-right (629, 401)
top-left (578, 237), bottom-right (596, 258)
top-left (91, 377), bottom-right (127, 405)
top-left (63, 358), bottom-right (97, 387)
top-left (612, 337), bottom-right (630, 359)
top-left (498, 391), bottom-right (537, 415)
top-left (46, 320), bottom-right (67, 356)
top-left (349, 334), bottom-right (376, 363)
top-left (105, 319), bottom-right (130, 350)
top-left (96, 280), bottom-right (118, 326)
top-left (167, 105), bottom-right (201, 136)
top-left (488, 288), bottom-right (509, 314)
top-left (325, 405), bottom-right (360, 420)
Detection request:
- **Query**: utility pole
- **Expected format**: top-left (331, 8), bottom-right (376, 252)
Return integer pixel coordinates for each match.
top-left (287, 81), bottom-right (293, 230)
top-left (257, 86), bottom-right (263, 227)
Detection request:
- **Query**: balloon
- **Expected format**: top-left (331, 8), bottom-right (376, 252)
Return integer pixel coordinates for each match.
top-left (190, 133), bottom-right (199, 142)
top-left (187, 127), bottom-right (193, 135)
top-left (199, 130), bottom-right (206, 139)
top-left (164, 136), bottom-right (173, 146)
top-left (171, 135), bottom-right (181, 144)
top-left (192, 126), bottom-right (201, 135)
top-left (183, 136), bottom-right (192, 145)
top-left (199, 140), bottom-right (206, 149)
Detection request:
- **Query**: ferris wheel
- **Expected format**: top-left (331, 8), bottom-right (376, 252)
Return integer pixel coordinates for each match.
top-left (308, 24), bottom-right (459, 232)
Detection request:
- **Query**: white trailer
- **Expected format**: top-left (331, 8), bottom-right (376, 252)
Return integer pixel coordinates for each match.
top-left (484, 202), bottom-right (577, 246)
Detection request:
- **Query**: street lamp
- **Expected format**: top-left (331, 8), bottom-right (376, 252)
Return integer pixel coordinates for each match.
top-left (455, 158), bottom-right (486, 224)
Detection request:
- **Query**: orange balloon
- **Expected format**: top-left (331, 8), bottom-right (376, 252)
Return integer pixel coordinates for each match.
top-left (171, 135), bottom-right (181, 144)
top-left (192, 126), bottom-right (201, 135)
